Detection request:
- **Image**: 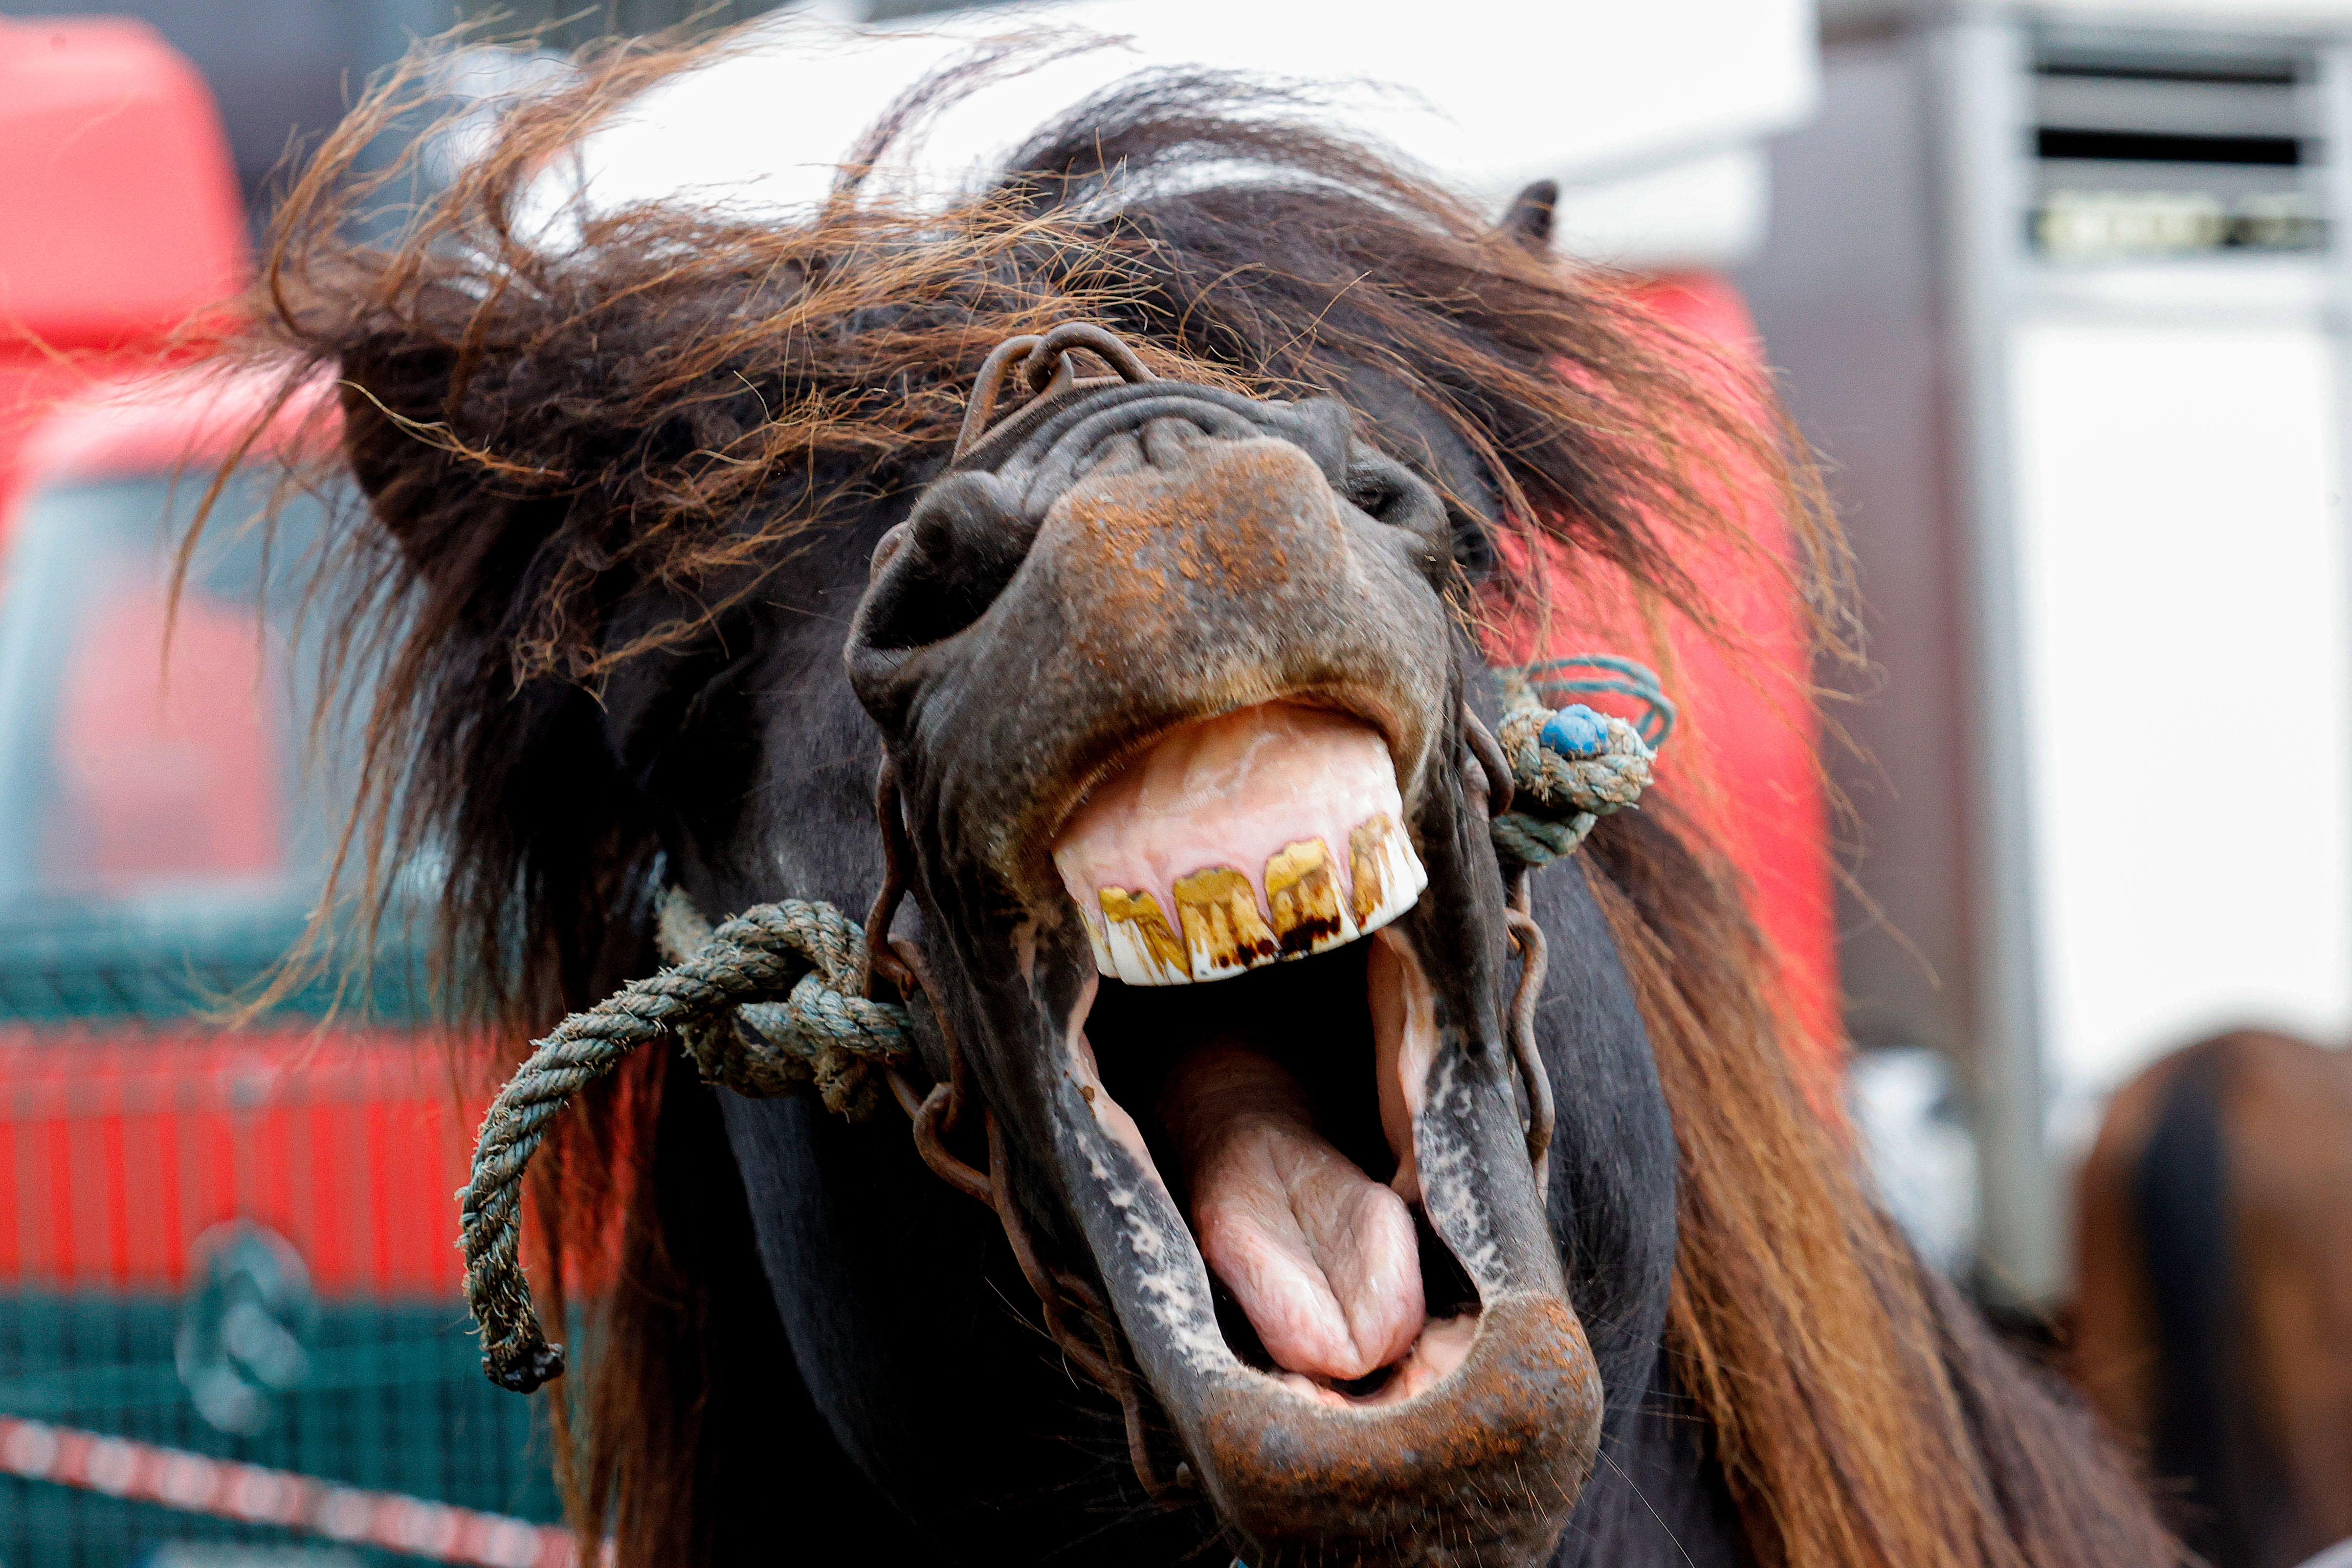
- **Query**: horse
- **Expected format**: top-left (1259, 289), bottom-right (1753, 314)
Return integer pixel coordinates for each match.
top-left (218, 32), bottom-right (2181, 1568)
top-left (2075, 1028), bottom-right (2352, 1568)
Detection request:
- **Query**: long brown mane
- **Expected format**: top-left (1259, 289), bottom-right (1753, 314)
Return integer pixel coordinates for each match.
top-left (222, 28), bottom-right (2173, 1567)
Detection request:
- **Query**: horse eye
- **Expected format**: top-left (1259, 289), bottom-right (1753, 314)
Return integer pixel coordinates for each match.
top-left (1347, 475), bottom-right (1408, 524)
top-left (870, 523), bottom-right (911, 577)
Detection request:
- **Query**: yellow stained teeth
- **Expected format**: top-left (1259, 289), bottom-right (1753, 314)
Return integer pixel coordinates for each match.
top-left (1348, 812), bottom-right (1427, 934)
top-left (1349, 815), bottom-right (1396, 928)
top-left (1076, 815), bottom-right (1427, 986)
top-left (1099, 887), bottom-right (1190, 984)
top-left (1173, 866), bottom-right (1280, 979)
top-left (1264, 838), bottom-right (1355, 957)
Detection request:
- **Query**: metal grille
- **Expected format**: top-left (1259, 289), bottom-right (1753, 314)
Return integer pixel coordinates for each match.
top-left (0, 421), bottom-right (563, 1564)
top-left (0, 1016), bottom-right (562, 1566)
top-left (0, 1294), bottom-right (557, 1568)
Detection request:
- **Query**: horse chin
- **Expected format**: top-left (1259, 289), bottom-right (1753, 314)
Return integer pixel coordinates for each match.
top-left (1019, 709), bottom-right (1603, 1568)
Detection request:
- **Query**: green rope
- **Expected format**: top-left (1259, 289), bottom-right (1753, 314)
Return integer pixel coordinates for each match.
top-left (459, 895), bottom-right (914, 1393)
top-left (457, 664), bottom-right (1665, 1393)
top-left (1490, 808), bottom-right (1602, 867)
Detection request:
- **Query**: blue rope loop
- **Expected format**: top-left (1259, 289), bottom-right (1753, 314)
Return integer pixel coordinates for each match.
top-left (1520, 653), bottom-right (1676, 748)
top-left (1488, 658), bottom-right (1666, 870)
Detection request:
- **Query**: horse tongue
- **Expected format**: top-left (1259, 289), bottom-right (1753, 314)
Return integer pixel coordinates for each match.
top-left (1157, 1040), bottom-right (1424, 1383)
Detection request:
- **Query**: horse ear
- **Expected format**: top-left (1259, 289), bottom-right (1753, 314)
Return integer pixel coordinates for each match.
top-left (331, 341), bottom-right (517, 584)
top-left (1501, 178), bottom-right (1558, 252)
top-left (592, 590), bottom-right (752, 795)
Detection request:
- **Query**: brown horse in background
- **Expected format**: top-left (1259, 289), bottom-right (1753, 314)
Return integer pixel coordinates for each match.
top-left (2076, 1030), bottom-right (2352, 1568)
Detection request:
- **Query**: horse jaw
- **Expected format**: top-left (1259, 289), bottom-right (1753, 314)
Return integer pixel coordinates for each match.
top-left (1035, 748), bottom-right (1600, 1567)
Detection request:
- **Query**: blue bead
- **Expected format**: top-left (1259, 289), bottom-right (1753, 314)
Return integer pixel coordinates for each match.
top-left (1540, 705), bottom-right (1609, 757)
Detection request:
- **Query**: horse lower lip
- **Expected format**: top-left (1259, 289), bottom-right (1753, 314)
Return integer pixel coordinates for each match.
top-left (1195, 1294), bottom-right (1599, 1567)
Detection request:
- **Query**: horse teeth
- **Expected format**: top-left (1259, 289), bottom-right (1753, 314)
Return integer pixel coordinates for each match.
top-left (1174, 866), bottom-right (1280, 980)
top-left (1264, 839), bottom-right (1358, 958)
top-left (1078, 816), bottom-right (1426, 986)
top-left (1349, 813), bottom-right (1425, 934)
top-left (1050, 704), bottom-right (1429, 988)
top-left (1095, 887), bottom-right (1191, 986)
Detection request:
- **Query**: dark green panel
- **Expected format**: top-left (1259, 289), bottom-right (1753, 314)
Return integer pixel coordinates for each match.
top-left (0, 1293), bottom-right (560, 1568)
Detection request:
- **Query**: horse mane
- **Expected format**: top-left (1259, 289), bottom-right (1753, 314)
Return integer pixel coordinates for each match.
top-left (1585, 809), bottom-right (2171, 1566)
top-left (220, 28), bottom-right (2172, 1567)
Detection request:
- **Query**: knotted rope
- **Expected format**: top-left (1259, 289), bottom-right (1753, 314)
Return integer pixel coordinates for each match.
top-left (461, 896), bottom-right (915, 1392)
top-left (457, 658), bottom-right (1666, 1393)
top-left (1489, 656), bottom-right (1667, 870)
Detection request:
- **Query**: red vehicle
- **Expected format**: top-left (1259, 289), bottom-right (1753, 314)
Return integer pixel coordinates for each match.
top-left (0, 21), bottom-right (563, 1567)
top-left (0, 15), bottom-right (243, 515)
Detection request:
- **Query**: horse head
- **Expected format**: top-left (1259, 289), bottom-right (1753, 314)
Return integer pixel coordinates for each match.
top-left (842, 322), bottom-right (1603, 1560)
top-left (231, 36), bottom-right (2180, 1568)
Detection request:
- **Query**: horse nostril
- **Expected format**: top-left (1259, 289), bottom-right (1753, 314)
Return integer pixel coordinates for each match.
top-left (857, 474), bottom-right (1034, 651)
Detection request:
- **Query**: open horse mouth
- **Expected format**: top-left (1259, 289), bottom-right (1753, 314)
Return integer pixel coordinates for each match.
top-left (1021, 696), bottom-right (1598, 1567)
top-left (848, 331), bottom-right (1602, 1566)
top-left (1054, 702), bottom-right (1468, 1400)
